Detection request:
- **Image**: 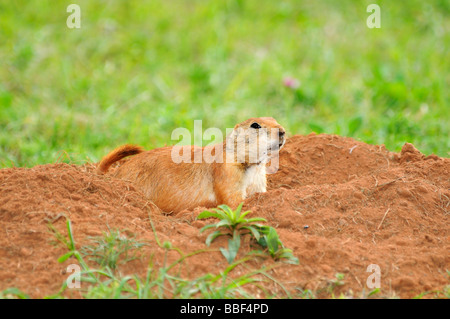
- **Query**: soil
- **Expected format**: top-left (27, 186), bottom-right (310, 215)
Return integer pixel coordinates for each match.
top-left (0, 133), bottom-right (449, 298)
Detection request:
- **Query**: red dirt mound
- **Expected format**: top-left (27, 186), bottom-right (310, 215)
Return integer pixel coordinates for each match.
top-left (0, 133), bottom-right (449, 298)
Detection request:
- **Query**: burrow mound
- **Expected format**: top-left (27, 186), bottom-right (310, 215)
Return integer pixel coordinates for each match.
top-left (0, 133), bottom-right (448, 298)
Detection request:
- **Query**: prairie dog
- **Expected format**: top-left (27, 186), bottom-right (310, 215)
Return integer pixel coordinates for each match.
top-left (97, 117), bottom-right (286, 213)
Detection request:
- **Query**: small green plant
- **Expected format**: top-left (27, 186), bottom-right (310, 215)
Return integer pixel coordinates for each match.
top-left (46, 217), bottom-right (277, 299)
top-left (198, 203), bottom-right (298, 264)
top-left (253, 225), bottom-right (298, 264)
top-left (367, 288), bottom-right (381, 297)
top-left (414, 270), bottom-right (450, 299)
top-left (0, 288), bottom-right (29, 299)
top-left (198, 203), bottom-right (267, 245)
top-left (295, 288), bottom-right (316, 299)
top-left (81, 228), bottom-right (146, 270)
top-left (198, 203), bottom-right (266, 264)
top-left (47, 219), bottom-right (100, 296)
top-left (47, 220), bottom-right (89, 270)
top-left (326, 273), bottom-right (346, 297)
top-left (413, 286), bottom-right (450, 299)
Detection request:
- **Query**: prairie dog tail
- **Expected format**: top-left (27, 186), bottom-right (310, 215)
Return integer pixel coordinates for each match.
top-left (97, 144), bottom-right (144, 174)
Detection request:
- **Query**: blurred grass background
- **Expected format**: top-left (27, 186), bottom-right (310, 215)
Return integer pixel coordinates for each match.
top-left (0, 0), bottom-right (448, 167)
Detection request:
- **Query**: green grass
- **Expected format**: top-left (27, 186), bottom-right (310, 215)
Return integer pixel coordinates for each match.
top-left (80, 227), bottom-right (146, 270)
top-left (2, 217), bottom-right (448, 299)
top-left (43, 218), bottom-right (289, 299)
top-left (0, 0), bottom-right (448, 167)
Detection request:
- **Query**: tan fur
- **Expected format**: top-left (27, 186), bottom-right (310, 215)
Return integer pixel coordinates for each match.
top-left (97, 117), bottom-right (285, 213)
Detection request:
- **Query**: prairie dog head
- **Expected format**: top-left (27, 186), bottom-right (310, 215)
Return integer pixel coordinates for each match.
top-left (226, 117), bottom-right (286, 165)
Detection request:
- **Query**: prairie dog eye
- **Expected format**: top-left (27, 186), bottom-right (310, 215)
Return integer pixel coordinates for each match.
top-left (250, 122), bottom-right (261, 129)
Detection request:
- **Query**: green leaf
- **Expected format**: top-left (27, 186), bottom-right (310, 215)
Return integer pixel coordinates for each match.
top-left (241, 225), bottom-right (261, 241)
top-left (216, 219), bottom-right (232, 229)
top-left (217, 204), bottom-right (233, 216)
top-left (0, 288), bottom-right (29, 299)
top-left (227, 276), bottom-right (260, 290)
top-left (205, 230), bottom-right (224, 246)
top-left (212, 207), bottom-right (230, 220)
top-left (234, 203), bottom-right (244, 219)
top-left (66, 220), bottom-right (75, 251)
top-left (220, 247), bottom-right (232, 264)
top-left (220, 205), bottom-right (237, 222)
top-left (254, 225), bottom-right (271, 235)
top-left (266, 227), bottom-right (279, 254)
top-left (199, 223), bottom-right (219, 233)
top-left (229, 230), bottom-right (241, 252)
top-left (368, 288), bottom-right (380, 297)
top-left (197, 210), bottom-right (222, 220)
top-left (275, 249), bottom-right (299, 264)
top-left (58, 251), bottom-right (74, 263)
top-left (283, 257), bottom-right (299, 265)
top-left (245, 217), bottom-right (267, 224)
top-left (238, 209), bottom-right (252, 220)
top-left (220, 231), bottom-right (241, 264)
